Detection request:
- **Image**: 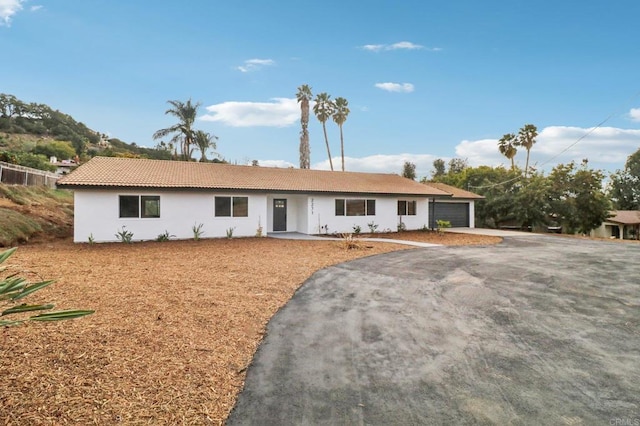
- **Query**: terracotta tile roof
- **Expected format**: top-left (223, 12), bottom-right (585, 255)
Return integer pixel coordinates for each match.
top-left (57, 157), bottom-right (452, 197)
top-left (607, 210), bottom-right (640, 225)
top-left (425, 182), bottom-right (484, 199)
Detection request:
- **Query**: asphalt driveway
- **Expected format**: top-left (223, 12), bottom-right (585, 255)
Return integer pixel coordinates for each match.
top-left (228, 236), bottom-right (640, 425)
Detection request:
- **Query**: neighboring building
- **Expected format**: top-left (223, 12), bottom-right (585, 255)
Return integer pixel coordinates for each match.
top-left (49, 156), bottom-right (78, 176)
top-left (425, 182), bottom-right (484, 228)
top-left (590, 211), bottom-right (640, 240)
top-left (56, 157), bottom-right (482, 243)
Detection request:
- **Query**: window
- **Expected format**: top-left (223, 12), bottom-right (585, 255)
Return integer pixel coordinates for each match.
top-left (398, 200), bottom-right (417, 216)
top-left (335, 199), bottom-right (375, 216)
top-left (119, 195), bottom-right (160, 218)
top-left (215, 196), bottom-right (249, 217)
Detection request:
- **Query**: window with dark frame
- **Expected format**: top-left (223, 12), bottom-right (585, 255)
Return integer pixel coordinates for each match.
top-left (119, 195), bottom-right (160, 218)
top-left (398, 200), bottom-right (417, 216)
top-left (335, 199), bottom-right (376, 216)
top-left (215, 196), bottom-right (249, 217)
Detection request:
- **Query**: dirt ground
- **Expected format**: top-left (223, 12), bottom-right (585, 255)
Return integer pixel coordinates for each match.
top-left (0, 232), bottom-right (499, 425)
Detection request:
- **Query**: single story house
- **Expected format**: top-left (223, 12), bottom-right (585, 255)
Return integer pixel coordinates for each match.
top-left (590, 210), bottom-right (640, 240)
top-left (424, 182), bottom-right (484, 228)
top-left (56, 157), bottom-right (481, 243)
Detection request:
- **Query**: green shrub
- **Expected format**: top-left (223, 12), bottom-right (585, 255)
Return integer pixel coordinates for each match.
top-left (436, 220), bottom-right (452, 235)
top-left (115, 226), bottom-right (134, 243)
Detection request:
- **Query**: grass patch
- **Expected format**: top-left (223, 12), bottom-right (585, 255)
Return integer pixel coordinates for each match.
top-left (0, 207), bottom-right (42, 246)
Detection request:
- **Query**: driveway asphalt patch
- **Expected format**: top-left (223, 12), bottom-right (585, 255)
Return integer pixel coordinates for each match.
top-left (228, 236), bottom-right (640, 425)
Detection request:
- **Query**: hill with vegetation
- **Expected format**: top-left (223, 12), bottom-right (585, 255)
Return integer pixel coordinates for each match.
top-left (0, 183), bottom-right (74, 246)
top-left (0, 93), bottom-right (172, 172)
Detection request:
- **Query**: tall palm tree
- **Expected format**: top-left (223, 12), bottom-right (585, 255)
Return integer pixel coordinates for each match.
top-left (194, 130), bottom-right (218, 162)
top-left (296, 85), bottom-right (312, 169)
top-left (517, 124), bottom-right (538, 177)
top-left (152, 99), bottom-right (201, 161)
top-left (313, 92), bottom-right (336, 171)
top-left (332, 97), bottom-right (350, 171)
top-left (498, 133), bottom-right (518, 170)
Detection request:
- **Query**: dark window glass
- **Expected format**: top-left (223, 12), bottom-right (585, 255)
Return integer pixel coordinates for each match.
top-left (233, 197), bottom-right (248, 217)
top-left (346, 199), bottom-right (365, 216)
top-left (407, 201), bottom-right (417, 216)
top-left (215, 197), bottom-right (231, 217)
top-left (335, 199), bottom-right (345, 216)
top-left (141, 196), bottom-right (160, 218)
top-left (366, 199), bottom-right (376, 216)
top-left (398, 200), bottom-right (407, 216)
top-left (119, 195), bottom-right (139, 218)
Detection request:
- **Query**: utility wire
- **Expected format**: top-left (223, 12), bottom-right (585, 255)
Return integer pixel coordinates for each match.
top-left (469, 90), bottom-right (640, 190)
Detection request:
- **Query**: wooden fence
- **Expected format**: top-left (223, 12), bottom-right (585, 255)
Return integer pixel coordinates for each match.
top-left (0, 161), bottom-right (59, 188)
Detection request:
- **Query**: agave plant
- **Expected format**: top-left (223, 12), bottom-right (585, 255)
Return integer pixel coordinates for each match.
top-left (1, 247), bottom-right (94, 327)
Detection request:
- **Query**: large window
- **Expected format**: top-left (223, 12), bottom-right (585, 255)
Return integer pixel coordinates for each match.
top-left (335, 199), bottom-right (376, 216)
top-left (119, 195), bottom-right (160, 218)
top-left (215, 196), bottom-right (249, 217)
top-left (398, 200), bottom-right (417, 216)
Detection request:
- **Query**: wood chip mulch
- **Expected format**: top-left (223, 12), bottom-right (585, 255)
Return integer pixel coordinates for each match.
top-left (1, 233), bottom-right (500, 425)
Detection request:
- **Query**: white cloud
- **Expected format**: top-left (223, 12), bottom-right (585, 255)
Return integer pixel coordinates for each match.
top-left (250, 159), bottom-right (295, 168)
top-left (30, 5), bottom-right (42, 11)
top-left (374, 82), bottom-right (415, 93)
top-left (0, 0), bottom-right (25, 26)
top-left (360, 41), bottom-right (440, 52)
top-left (310, 153), bottom-right (439, 178)
top-left (200, 97), bottom-right (298, 127)
top-left (237, 58), bottom-right (275, 73)
top-left (388, 41), bottom-right (423, 50)
top-left (455, 126), bottom-right (640, 170)
top-left (628, 108), bottom-right (640, 122)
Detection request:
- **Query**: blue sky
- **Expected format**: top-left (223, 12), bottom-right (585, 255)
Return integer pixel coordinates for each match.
top-left (2, 0), bottom-right (640, 179)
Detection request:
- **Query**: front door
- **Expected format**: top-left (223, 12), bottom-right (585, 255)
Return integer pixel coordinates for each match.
top-left (273, 199), bottom-right (287, 231)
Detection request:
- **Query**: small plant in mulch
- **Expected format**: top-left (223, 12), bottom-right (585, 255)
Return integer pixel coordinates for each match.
top-left (115, 226), bottom-right (134, 243)
top-left (192, 223), bottom-right (204, 240)
top-left (397, 221), bottom-right (406, 232)
top-left (436, 220), bottom-right (452, 236)
top-left (226, 227), bottom-right (235, 239)
top-left (87, 233), bottom-right (95, 244)
top-left (352, 225), bottom-right (361, 235)
top-left (367, 221), bottom-right (378, 234)
top-left (340, 233), bottom-right (362, 250)
top-left (155, 230), bottom-right (175, 242)
top-left (0, 247), bottom-right (94, 326)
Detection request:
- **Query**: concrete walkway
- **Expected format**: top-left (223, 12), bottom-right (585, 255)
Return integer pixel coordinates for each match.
top-left (268, 232), bottom-right (441, 248)
top-left (444, 227), bottom-right (542, 237)
top-left (228, 235), bottom-right (640, 425)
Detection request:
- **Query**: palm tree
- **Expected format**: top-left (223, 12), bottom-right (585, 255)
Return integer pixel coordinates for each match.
top-left (516, 124), bottom-right (538, 177)
top-left (498, 133), bottom-right (518, 170)
top-left (194, 130), bottom-right (218, 162)
top-left (332, 97), bottom-right (350, 171)
top-left (152, 99), bottom-right (201, 161)
top-left (313, 92), bottom-right (336, 171)
top-left (296, 85), bottom-right (312, 169)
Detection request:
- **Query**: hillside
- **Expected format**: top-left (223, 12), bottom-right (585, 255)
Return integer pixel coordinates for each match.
top-left (0, 183), bottom-right (74, 246)
top-left (0, 93), bottom-right (171, 172)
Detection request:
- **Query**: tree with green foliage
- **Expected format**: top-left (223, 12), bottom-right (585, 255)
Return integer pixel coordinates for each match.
top-left (548, 160), bottom-right (611, 234)
top-left (153, 99), bottom-right (201, 161)
top-left (516, 124), bottom-right (538, 177)
top-left (33, 141), bottom-right (76, 160)
top-left (332, 97), bottom-right (350, 171)
top-left (296, 85), bottom-right (312, 169)
top-left (431, 158), bottom-right (446, 178)
top-left (194, 130), bottom-right (218, 162)
top-left (313, 92), bottom-right (336, 171)
top-left (448, 158), bottom-right (469, 175)
top-left (1, 248), bottom-right (94, 326)
top-left (609, 147), bottom-right (640, 210)
top-left (498, 133), bottom-right (518, 170)
top-left (402, 161), bottom-right (417, 180)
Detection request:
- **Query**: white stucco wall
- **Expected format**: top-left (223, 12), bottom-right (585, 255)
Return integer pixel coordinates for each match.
top-left (304, 195), bottom-right (430, 234)
top-left (73, 190), bottom-right (267, 243)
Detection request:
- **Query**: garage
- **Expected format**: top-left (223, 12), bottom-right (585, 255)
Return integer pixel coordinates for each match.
top-left (432, 202), bottom-right (469, 227)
